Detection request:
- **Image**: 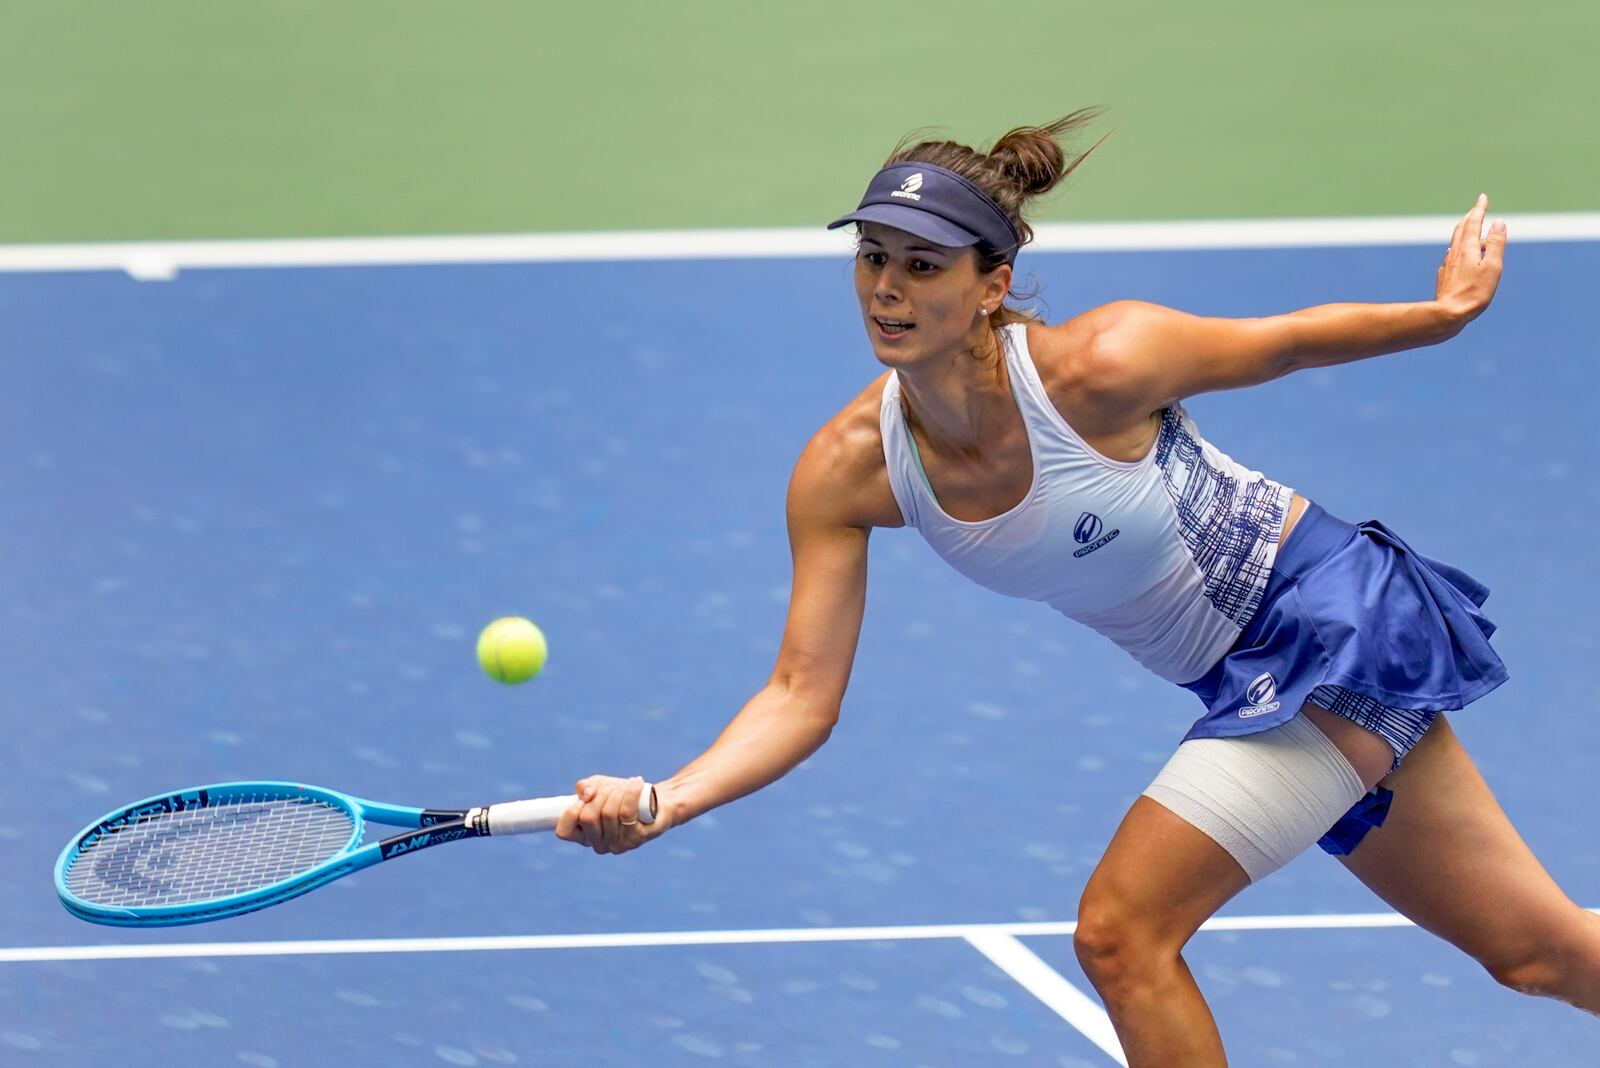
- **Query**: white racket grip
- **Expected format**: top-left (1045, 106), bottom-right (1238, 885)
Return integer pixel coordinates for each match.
top-left (483, 783), bottom-right (658, 836)
top-left (483, 796), bottom-right (573, 835)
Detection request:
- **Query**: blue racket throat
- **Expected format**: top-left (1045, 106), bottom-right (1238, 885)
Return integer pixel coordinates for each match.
top-left (377, 821), bottom-right (482, 859)
top-left (55, 779), bottom-right (656, 927)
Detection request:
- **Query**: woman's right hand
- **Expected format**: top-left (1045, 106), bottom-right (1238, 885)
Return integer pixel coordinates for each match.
top-left (555, 775), bottom-right (672, 855)
top-left (1435, 193), bottom-right (1507, 326)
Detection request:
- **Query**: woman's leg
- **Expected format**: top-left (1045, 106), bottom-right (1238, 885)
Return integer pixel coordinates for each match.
top-left (1084, 705), bottom-right (1390, 1065)
top-left (1337, 713), bottom-right (1600, 1011)
top-left (1075, 796), bottom-right (1252, 1067)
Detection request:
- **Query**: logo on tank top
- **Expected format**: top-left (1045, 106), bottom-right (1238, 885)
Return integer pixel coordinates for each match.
top-left (1071, 511), bottom-right (1121, 558)
top-left (1238, 672), bottom-right (1282, 719)
top-left (890, 173), bottom-right (924, 201)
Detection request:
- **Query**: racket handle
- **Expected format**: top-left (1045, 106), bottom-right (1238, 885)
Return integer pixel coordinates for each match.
top-left (482, 782), bottom-right (658, 836)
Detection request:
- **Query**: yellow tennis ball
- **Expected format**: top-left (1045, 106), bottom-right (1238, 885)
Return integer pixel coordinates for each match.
top-left (477, 617), bottom-right (548, 684)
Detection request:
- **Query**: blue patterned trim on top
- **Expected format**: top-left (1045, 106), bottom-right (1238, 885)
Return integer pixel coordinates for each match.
top-left (1153, 407), bottom-right (1290, 627)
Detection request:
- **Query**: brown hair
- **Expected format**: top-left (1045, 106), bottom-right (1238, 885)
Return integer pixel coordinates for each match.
top-left (886, 107), bottom-right (1110, 329)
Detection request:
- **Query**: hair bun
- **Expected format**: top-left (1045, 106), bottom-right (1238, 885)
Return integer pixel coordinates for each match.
top-left (989, 126), bottom-right (1068, 197)
top-left (988, 107), bottom-right (1107, 198)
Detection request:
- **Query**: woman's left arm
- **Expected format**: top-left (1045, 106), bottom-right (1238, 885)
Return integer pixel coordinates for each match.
top-left (1084, 195), bottom-right (1507, 410)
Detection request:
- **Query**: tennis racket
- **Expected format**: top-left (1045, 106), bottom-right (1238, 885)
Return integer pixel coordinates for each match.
top-left (55, 779), bottom-right (655, 927)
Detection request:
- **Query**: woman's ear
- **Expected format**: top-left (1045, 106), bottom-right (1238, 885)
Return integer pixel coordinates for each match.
top-left (984, 263), bottom-right (1013, 311)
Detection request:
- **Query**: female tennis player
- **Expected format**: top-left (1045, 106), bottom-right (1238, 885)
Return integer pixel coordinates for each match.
top-left (557, 111), bottom-right (1600, 1064)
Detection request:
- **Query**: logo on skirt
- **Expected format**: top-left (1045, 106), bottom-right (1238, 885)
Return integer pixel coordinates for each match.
top-left (1238, 672), bottom-right (1282, 718)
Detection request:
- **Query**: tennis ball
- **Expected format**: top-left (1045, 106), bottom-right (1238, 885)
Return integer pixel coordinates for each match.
top-left (477, 617), bottom-right (548, 684)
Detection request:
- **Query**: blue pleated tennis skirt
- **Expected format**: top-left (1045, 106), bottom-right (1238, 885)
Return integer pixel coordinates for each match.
top-left (1179, 500), bottom-right (1509, 854)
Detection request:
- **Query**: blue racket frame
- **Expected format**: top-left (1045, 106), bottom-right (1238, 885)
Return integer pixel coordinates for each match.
top-left (55, 781), bottom-right (478, 927)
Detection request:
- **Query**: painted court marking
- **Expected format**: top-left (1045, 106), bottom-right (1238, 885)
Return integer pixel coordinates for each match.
top-left (966, 930), bottom-right (1128, 1066)
top-left (0, 910), bottom-right (1454, 1066)
top-left (0, 910), bottom-right (1439, 965)
top-left (0, 212), bottom-right (1596, 280)
top-left (13, 909), bottom-right (1597, 1062)
top-left (0, 913), bottom-right (1409, 1066)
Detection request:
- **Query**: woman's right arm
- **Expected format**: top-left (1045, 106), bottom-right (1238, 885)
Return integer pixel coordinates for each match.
top-left (560, 422), bottom-right (876, 852)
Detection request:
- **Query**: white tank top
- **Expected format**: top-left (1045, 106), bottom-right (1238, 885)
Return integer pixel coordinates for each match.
top-left (879, 322), bottom-right (1295, 684)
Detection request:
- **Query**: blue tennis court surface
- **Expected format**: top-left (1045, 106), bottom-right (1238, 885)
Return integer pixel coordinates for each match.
top-left (4, 240), bottom-right (1598, 1064)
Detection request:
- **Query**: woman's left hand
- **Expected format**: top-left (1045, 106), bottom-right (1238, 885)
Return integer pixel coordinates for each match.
top-left (1435, 193), bottom-right (1507, 325)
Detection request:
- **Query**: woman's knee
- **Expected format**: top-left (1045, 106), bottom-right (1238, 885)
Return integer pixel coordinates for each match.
top-left (1479, 909), bottom-right (1600, 998)
top-left (1073, 891), bottom-right (1179, 991)
top-left (1484, 946), bottom-right (1566, 998)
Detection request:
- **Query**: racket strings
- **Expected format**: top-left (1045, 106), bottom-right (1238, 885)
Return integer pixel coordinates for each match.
top-left (64, 793), bottom-right (356, 908)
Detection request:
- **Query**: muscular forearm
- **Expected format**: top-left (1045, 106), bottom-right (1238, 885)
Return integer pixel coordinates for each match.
top-left (659, 683), bottom-right (837, 825)
top-left (1285, 202), bottom-right (1504, 373)
top-left (1282, 300), bottom-right (1464, 373)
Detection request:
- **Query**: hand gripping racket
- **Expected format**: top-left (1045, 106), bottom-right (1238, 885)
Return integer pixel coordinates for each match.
top-left (55, 780), bottom-right (656, 927)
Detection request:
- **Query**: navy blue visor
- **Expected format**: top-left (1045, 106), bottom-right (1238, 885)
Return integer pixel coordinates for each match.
top-left (828, 162), bottom-right (1021, 263)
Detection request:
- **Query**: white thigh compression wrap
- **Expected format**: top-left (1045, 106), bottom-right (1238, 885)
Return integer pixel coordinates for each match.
top-left (1141, 714), bottom-right (1367, 882)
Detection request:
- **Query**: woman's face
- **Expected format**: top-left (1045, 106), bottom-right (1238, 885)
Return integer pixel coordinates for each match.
top-left (852, 222), bottom-right (1010, 367)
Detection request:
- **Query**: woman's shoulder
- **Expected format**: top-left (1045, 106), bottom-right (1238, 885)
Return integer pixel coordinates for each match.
top-left (789, 373), bottom-right (905, 530)
top-left (1023, 301), bottom-right (1161, 386)
top-left (1022, 304), bottom-right (1173, 441)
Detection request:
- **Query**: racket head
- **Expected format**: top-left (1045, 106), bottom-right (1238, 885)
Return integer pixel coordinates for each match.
top-left (56, 782), bottom-right (368, 927)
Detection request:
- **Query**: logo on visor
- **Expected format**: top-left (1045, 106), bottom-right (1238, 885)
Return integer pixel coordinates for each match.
top-left (1238, 672), bottom-right (1282, 719)
top-left (889, 173), bottom-right (924, 202)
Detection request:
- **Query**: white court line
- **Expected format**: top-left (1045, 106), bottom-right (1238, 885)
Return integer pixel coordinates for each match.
top-left (12, 909), bottom-right (1589, 1062)
top-left (0, 909), bottom-right (1452, 964)
top-left (0, 212), bottom-right (1598, 278)
top-left (966, 930), bottom-right (1127, 1066)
